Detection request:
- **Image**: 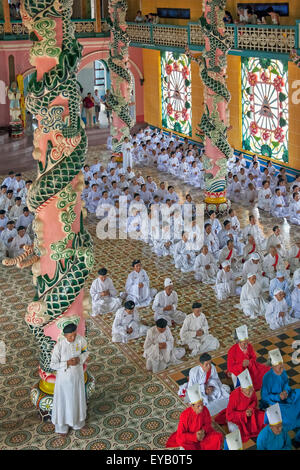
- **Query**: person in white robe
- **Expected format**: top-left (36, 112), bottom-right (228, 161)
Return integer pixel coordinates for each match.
top-left (243, 234), bottom-right (263, 262)
top-left (0, 236), bottom-right (6, 260)
top-left (265, 289), bottom-right (298, 331)
top-left (180, 302), bottom-right (219, 357)
top-left (266, 226), bottom-right (287, 258)
top-left (112, 300), bottom-right (149, 343)
top-left (243, 182), bottom-right (258, 205)
top-left (95, 191), bottom-right (113, 220)
top-left (50, 323), bottom-right (88, 435)
top-left (287, 240), bottom-right (300, 274)
top-left (121, 137), bottom-right (133, 170)
top-left (179, 352), bottom-right (230, 416)
top-left (270, 189), bottom-right (289, 218)
top-left (9, 226), bottom-right (32, 257)
top-left (242, 215), bottom-right (266, 251)
top-left (239, 274), bottom-right (267, 319)
top-left (242, 252), bottom-right (269, 291)
top-left (122, 259), bottom-right (157, 307)
top-left (263, 246), bottom-right (289, 280)
top-left (206, 210), bottom-right (222, 236)
top-left (230, 175), bottom-right (243, 203)
top-left (289, 192), bottom-right (300, 225)
top-left (143, 318), bottom-right (185, 373)
top-left (173, 232), bottom-right (196, 273)
top-left (152, 278), bottom-right (186, 326)
top-left (1, 220), bottom-right (17, 255)
top-left (86, 184), bottom-right (101, 213)
top-left (291, 279), bottom-right (300, 319)
top-left (269, 272), bottom-right (291, 306)
top-left (193, 245), bottom-right (218, 284)
top-left (218, 240), bottom-right (241, 275)
top-left (8, 197), bottom-right (24, 222)
top-left (16, 207), bottom-right (34, 229)
top-left (258, 181), bottom-right (272, 212)
top-left (152, 222), bottom-right (173, 257)
top-left (90, 268), bottom-right (121, 316)
top-left (204, 223), bottom-right (220, 258)
top-left (214, 261), bottom-right (241, 301)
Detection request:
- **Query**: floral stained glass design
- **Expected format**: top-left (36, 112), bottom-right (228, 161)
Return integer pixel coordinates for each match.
top-left (161, 51), bottom-right (192, 136)
top-left (242, 57), bottom-right (288, 163)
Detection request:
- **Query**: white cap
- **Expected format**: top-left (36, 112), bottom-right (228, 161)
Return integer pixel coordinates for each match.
top-left (226, 429), bottom-right (243, 450)
top-left (269, 348), bottom-right (283, 366)
top-left (187, 384), bottom-right (203, 404)
top-left (274, 288), bottom-right (283, 296)
top-left (250, 253), bottom-right (260, 261)
top-left (236, 325), bottom-right (248, 341)
top-left (222, 261), bottom-right (230, 268)
top-left (247, 273), bottom-right (256, 279)
top-left (164, 278), bottom-right (173, 288)
top-left (276, 272), bottom-right (284, 278)
top-left (266, 403), bottom-right (282, 425)
top-left (238, 369), bottom-right (253, 389)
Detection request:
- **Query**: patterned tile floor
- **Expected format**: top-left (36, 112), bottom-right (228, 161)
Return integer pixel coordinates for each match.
top-left (0, 143), bottom-right (299, 450)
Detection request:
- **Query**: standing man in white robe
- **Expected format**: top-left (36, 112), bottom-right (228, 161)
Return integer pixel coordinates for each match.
top-left (89, 268), bottom-right (121, 316)
top-left (265, 289), bottom-right (298, 330)
top-left (239, 274), bottom-right (267, 319)
top-left (193, 245), bottom-right (217, 284)
top-left (50, 323), bottom-right (88, 435)
top-left (143, 318), bottom-right (185, 373)
top-left (152, 278), bottom-right (186, 326)
top-left (112, 300), bottom-right (149, 343)
top-left (180, 302), bottom-right (219, 357)
top-left (122, 259), bottom-right (157, 307)
top-left (179, 353), bottom-right (230, 416)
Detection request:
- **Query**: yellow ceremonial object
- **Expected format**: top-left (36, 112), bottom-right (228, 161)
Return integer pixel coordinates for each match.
top-left (39, 372), bottom-right (88, 395)
top-left (204, 196), bottom-right (227, 204)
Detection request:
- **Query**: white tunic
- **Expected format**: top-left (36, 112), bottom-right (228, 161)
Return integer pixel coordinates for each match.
top-left (266, 234), bottom-right (287, 257)
top-left (240, 279), bottom-right (267, 319)
top-left (89, 277), bottom-right (121, 315)
top-left (173, 240), bottom-right (196, 273)
top-left (265, 298), bottom-right (298, 330)
top-left (180, 312), bottom-right (219, 356)
top-left (152, 290), bottom-right (186, 326)
top-left (263, 253), bottom-right (287, 280)
top-left (214, 269), bottom-right (237, 300)
top-left (124, 269), bottom-right (157, 307)
top-left (50, 335), bottom-right (88, 430)
top-left (291, 286), bottom-right (300, 318)
top-left (143, 325), bottom-right (185, 373)
top-left (193, 252), bottom-right (217, 283)
top-left (288, 245), bottom-right (300, 273)
top-left (9, 233), bottom-right (32, 257)
top-left (112, 307), bottom-right (148, 343)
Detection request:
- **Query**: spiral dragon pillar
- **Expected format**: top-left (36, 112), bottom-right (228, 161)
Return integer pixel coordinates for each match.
top-left (108, 0), bottom-right (133, 158)
top-left (15, 0), bottom-right (95, 418)
top-left (187, 0), bottom-right (232, 214)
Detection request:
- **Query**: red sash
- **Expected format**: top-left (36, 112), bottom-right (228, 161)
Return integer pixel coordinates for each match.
top-left (205, 368), bottom-right (212, 384)
top-left (296, 248), bottom-right (300, 259)
top-left (249, 243), bottom-right (256, 254)
top-left (226, 249), bottom-right (233, 260)
top-left (272, 254), bottom-right (279, 270)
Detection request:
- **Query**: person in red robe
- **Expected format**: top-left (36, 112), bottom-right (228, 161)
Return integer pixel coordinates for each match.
top-left (166, 384), bottom-right (223, 450)
top-left (227, 325), bottom-right (270, 391)
top-left (226, 369), bottom-right (265, 443)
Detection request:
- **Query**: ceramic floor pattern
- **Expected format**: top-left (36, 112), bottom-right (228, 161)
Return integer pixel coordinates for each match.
top-left (0, 144), bottom-right (299, 450)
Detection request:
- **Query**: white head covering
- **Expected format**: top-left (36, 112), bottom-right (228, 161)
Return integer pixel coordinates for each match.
top-left (236, 325), bottom-right (248, 342)
top-left (274, 288), bottom-right (283, 296)
top-left (247, 273), bottom-right (256, 279)
top-left (164, 278), bottom-right (173, 288)
top-left (269, 349), bottom-right (283, 366)
top-left (276, 272), bottom-right (284, 278)
top-left (266, 403), bottom-right (282, 425)
top-left (222, 261), bottom-right (230, 268)
top-left (226, 429), bottom-right (243, 450)
top-left (238, 369), bottom-right (253, 389)
top-left (250, 253), bottom-right (260, 261)
top-left (187, 384), bottom-right (203, 404)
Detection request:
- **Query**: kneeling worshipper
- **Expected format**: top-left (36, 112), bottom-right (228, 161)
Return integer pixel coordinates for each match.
top-left (242, 252), bottom-right (269, 291)
top-left (265, 288), bottom-right (298, 330)
top-left (239, 274), bottom-right (267, 319)
top-left (166, 384), bottom-right (224, 450)
top-left (214, 261), bottom-right (241, 301)
top-left (50, 322), bottom-right (88, 435)
top-left (218, 239), bottom-right (241, 275)
top-left (226, 369), bottom-right (266, 443)
top-left (227, 325), bottom-right (270, 391)
top-left (179, 302), bottom-right (219, 357)
top-left (269, 272), bottom-right (292, 307)
top-left (261, 349), bottom-right (300, 447)
top-left (291, 277), bottom-right (300, 318)
top-left (152, 278), bottom-right (186, 327)
top-left (89, 268), bottom-right (121, 316)
top-left (112, 300), bottom-right (149, 343)
top-left (122, 259), bottom-right (157, 307)
top-left (263, 246), bottom-right (288, 280)
top-left (256, 403), bottom-right (292, 450)
top-left (143, 318), bottom-right (185, 373)
top-left (179, 353), bottom-right (230, 417)
top-left (193, 244), bottom-right (218, 284)
top-left (173, 232), bottom-right (196, 273)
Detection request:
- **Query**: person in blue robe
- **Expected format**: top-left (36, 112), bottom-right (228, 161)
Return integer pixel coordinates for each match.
top-left (269, 273), bottom-right (292, 307)
top-left (257, 403), bottom-right (292, 450)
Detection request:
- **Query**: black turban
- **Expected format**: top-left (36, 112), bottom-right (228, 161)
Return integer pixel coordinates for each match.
top-left (192, 302), bottom-right (202, 309)
top-left (63, 323), bottom-right (77, 334)
top-left (155, 318), bottom-right (167, 328)
top-left (124, 300), bottom-right (135, 310)
top-left (98, 268), bottom-right (108, 276)
top-left (132, 259), bottom-right (141, 267)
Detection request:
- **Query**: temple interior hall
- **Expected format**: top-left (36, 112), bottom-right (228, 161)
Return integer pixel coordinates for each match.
top-left (0, 0), bottom-right (299, 452)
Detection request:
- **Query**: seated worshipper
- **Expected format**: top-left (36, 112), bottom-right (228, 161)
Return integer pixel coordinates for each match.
top-left (179, 353), bottom-right (230, 416)
top-left (257, 403), bottom-right (292, 450)
top-left (204, 223), bottom-right (220, 258)
top-left (242, 234), bottom-right (262, 261)
top-left (258, 180), bottom-right (272, 212)
top-left (242, 253), bottom-right (269, 291)
top-left (173, 232), bottom-right (196, 273)
top-left (180, 302), bottom-right (219, 357)
top-left (291, 278), bottom-right (300, 319)
top-left (261, 349), bottom-right (300, 446)
top-left (227, 325), bottom-right (270, 391)
top-left (214, 261), bottom-right (241, 301)
top-left (206, 210), bottom-right (222, 236)
top-left (9, 225), bottom-right (32, 257)
top-left (112, 300), bottom-right (148, 343)
top-left (166, 384), bottom-right (224, 450)
top-left (89, 268), bottom-right (121, 316)
top-left (218, 239), bottom-right (241, 275)
top-left (152, 278), bottom-right (186, 327)
top-left (152, 222), bottom-right (173, 257)
top-left (50, 322), bottom-right (88, 435)
top-left (269, 272), bottom-right (291, 306)
top-left (288, 239), bottom-right (300, 274)
top-left (289, 192), bottom-right (300, 225)
top-left (266, 226), bottom-right (287, 258)
top-left (16, 206), bottom-right (34, 229)
top-left (86, 184), bottom-right (101, 213)
top-left (242, 215), bottom-right (266, 251)
top-left (263, 246), bottom-right (289, 280)
top-left (193, 244), bottom-right (218, 284)
top-left (143, 318), bottom-right (185, 373)
top-left (226, 369), bottom-right (265, 443)
top-left (239, 274), bottom-right (267, 319)
top-left (243, 182), bottom-right (258, 206)
top-left (270, 188), bottom-right (289, 218)
top-left (1, 220), bottom-right (17, 256)
top-left (95, 191), bottom-right (113, 220)
top-left (223, 429), bottom-right (243, 450)
top-left (0, 209), bottom-right (8, 232)
top-left (8, 197), bottom-right (23, 222)
top-left (265, 288), bottom-right (297, 331)
top-left (122, 259), bottom-right (157, 307)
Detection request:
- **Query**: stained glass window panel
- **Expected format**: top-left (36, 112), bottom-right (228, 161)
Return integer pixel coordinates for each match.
top-left (242, 57), bottom-right (288, 163)
top-left (161, 51), bottom-right (192, 136)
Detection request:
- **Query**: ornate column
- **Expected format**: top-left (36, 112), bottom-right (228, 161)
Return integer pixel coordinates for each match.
top-left (187, 0), bottom-right (232, 214)
top-left (3, 0), bottom-right (12, 33)
top-left (10, 0), bottom-right (95, 418)
top-left (108, 0), bottom-right (133, 157)
top-left (95, 0), bottom-right (102, 33)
